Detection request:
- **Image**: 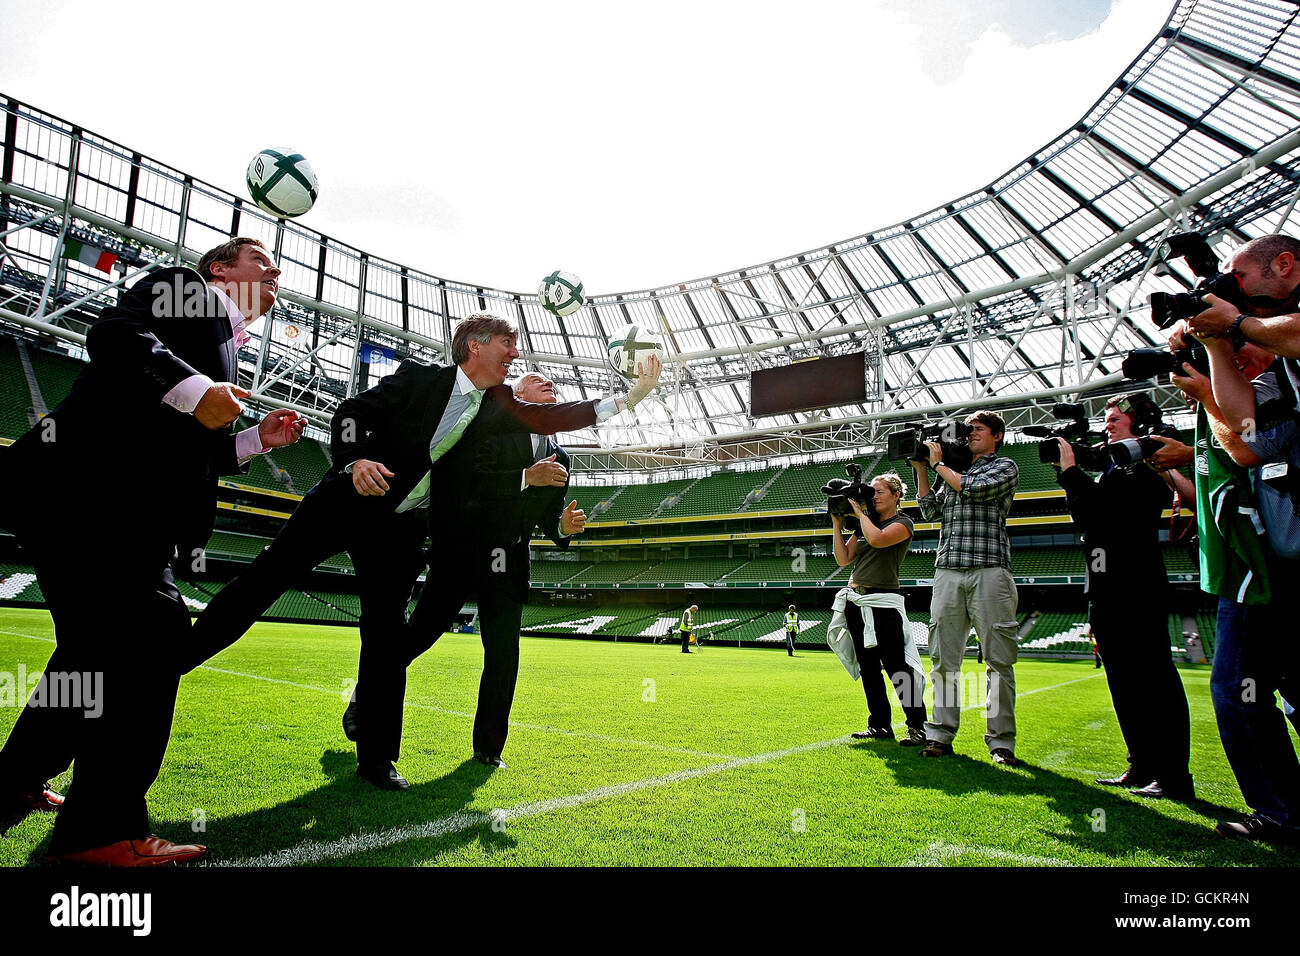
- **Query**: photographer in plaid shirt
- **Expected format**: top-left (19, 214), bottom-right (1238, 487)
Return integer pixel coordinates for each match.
top-left (909, 411), bottom-right (1022, 766)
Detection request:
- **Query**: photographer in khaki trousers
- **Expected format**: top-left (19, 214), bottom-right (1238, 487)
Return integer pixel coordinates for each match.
top-left (910, 412), bottom-right (1021, 765)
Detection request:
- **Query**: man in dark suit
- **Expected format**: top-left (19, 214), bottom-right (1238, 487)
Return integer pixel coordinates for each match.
top-left (378, 371), bottom-right (587, 768)
top-left (0, 238), bottom-right (305, 865)
top-left (181, 316), bottom-right (659, 790)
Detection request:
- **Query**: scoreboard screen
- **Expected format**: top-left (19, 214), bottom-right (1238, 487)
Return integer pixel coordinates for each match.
top-left (749, 352), bottom-right (867, 418)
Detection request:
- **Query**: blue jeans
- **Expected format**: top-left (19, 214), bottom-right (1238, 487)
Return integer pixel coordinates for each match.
top-left (1210, 596), bottom-right (1300, 824)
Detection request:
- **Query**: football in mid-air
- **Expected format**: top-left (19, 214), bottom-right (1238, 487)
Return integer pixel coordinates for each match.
top-left (538, 270), bottom-right (585, 317)
top-left (246, 148), bottom-right (319, 218)
top-left (607, 323), bottom-right (666, 380)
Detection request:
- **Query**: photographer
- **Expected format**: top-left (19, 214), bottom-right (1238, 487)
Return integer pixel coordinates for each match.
top-left (1170, 335), bottom-right (1300, 845)
top-left (1183, 235), bottom-right (1300, 371)
top-left (910, 411), bottom-right (1021, 765)
top-left (829, 473), bottom-right (927, 745)
top-left (1053, 394), bottom-right (1194, 801)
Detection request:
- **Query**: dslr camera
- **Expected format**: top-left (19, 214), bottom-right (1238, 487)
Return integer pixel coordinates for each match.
top-left (822, 463), bottom-right (877, 522)
top-left (887, 420), bottom-right (974, 473)
top-left (1023, 403), bottom-right (1111, 470)
top-left (1120, 345), bottom-right (1210, 381)
top-left (1147, 232), bottom-right (1253, 329)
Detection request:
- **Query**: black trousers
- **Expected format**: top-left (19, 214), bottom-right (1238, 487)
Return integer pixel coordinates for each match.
top-left (845, 601), bottom-right (927, 732)
top-left (786, 629), bottom-right (795, 655)
top-left (0, 533), bottom-right (188, 854)
top-left (403, 572), bottom-right (523, 760)
top-left (1089, 599), bottom-right (1191, 786)
top-left (680, 628), bottom-right (692, 652)
top-left (182, 482), bottom-right (427, 766)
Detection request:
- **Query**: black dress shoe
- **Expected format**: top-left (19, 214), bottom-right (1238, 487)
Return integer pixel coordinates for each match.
top-left (1096, 768), bottom-right (1153, 788)
top-left (473, 752), bottom-right (507, 770)
top-left (1131, 779), bottom-right (1194, 801)
top-left (342, 700), bottom-right (360, 742)
top-left (357, 763), bottom-right (409, 790)
top-left (1215, 812), bottom-right (1300, 844)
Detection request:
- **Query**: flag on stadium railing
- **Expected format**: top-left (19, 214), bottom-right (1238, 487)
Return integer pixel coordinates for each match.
top-left (60, 237), bottom-right (119, 273)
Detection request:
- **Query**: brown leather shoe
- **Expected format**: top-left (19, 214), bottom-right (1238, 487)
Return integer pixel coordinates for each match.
top-left (920, 740), bottom-right (954, 758)
top-left (50, 836), bottom-right (209, 867)
top-left (0, 784), bottom-right (65, 832)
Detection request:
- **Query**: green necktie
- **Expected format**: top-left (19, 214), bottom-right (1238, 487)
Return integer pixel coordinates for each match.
top-left (395, 387), bottom-right (483, 513)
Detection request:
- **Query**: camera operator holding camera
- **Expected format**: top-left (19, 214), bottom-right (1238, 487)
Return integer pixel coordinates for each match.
top-left (828, 473), bottom-right (927, 745)
top-left (1167, 318), bottom-right (1300, 844)
top-left (910, 411), bottom-right (1021, 765)
top-left (1053, 394), bottom-right (1194, 801)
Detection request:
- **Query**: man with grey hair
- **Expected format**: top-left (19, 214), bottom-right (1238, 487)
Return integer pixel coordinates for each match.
top-left (182, 314), bottom-right (660, 791)
top-left (345, 371), bottom-right (585, 767)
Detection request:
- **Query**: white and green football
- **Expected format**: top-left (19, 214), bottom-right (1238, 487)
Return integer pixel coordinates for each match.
top-left (607, 323), bottom-right (666, 380)
top-left (538, 270), bottom-right (585, 317)
top-left (246, 148), bottom-right (319, 218)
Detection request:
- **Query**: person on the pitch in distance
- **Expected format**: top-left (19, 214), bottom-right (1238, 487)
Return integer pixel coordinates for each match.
top-left (680, 605), bottom-right (698, 653)
top-left (830, 473), bottom-right (927, 745)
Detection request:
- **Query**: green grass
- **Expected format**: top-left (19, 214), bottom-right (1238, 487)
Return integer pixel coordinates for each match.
top-left (1, 605), bottom-right (1297, 867)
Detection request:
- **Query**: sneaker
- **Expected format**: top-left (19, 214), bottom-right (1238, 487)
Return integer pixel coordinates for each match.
top-left (1215, 812), bottom-right (1300, 845)
top-left (1096, 767), bottom-right (1153, 788)
top-left (920, 740), bottom-right (953, 758)
top-left (899, 727), bottom-right (927, 747)
top-left (851, 726), bottom-right (894, 740)
top-left (990, 748), bottom-right (1021, 767)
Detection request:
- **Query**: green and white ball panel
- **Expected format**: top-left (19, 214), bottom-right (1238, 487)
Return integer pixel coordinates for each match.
top-left (538, 270), bottom-right (585, 317)
top-left (607, 323), bottom-right (666, 380)
top-left (246, 148), bottom-right (319, 218)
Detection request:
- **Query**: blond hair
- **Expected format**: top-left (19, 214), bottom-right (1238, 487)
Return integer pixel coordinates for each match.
top-left (872, 471), bottom-right (908, 500)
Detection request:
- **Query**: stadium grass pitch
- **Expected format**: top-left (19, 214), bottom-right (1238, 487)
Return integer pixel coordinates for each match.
top-left (1, 605), bottom-right (1296, 867)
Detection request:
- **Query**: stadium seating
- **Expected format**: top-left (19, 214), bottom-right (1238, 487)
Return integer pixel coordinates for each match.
top-left (634, 557), bottom-right (747, 585)
top-left (267, 439), bottom-right (332, 493)
top-left (998, 441), bottom-right (1059, 493)
top-left (1010, 547), bottom-right (1085, 577)
top-left (722, 555), bottom-right (842, 584)
top-left (0, 338), bottom-right (36, 439)
top-left (753, 462), bottom-right (850, 511)
top-left (530, 559), bottom-right (593, 586)
top-left (568, 560), bottom-right (662, 585)
top-left (0, 563), bottom-right (42, 602)
top-left (29, 346), bottom-right (83, 408)
top-left (663, 469), bottom-right (767, 517)
top-left (596, 478), bottom-right (696, 522)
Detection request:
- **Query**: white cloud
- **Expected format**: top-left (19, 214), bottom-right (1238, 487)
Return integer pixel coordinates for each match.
top-left (0, 0), bottom-right (1173, 291)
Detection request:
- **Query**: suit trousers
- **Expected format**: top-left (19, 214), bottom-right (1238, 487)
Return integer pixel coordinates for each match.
top-left (183, 481), bottom-right (427, 765)
top-left (1089, 598), bottom-right (1191, 787)
top-left (403, 555), bottom-right (523, 760)
top-left (0, 533), bottom-right (187, 854)
top-left (925, 566), bottom-right (1019, 751)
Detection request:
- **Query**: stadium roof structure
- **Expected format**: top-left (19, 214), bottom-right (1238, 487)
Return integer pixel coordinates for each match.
top-left (2, 0), bottom-right (1299, 473)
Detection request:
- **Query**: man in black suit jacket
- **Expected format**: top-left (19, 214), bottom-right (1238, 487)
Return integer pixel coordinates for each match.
top-left (388, 371), bottom-right (587, 767)
top-left (181, 315), bottom-right (659, 790)
top-left (0, 238), bottom-right (304, 865)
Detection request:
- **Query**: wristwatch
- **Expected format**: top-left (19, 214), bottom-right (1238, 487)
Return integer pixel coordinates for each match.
top-left (1227, 312), bottom-right (1248, 350)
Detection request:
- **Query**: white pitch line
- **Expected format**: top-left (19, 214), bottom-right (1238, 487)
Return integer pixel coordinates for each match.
top-left (226, 672), bottom-right (1106, 867)
top-left (0, 628), bottom-right (730, 760)
top-left (906, 841), bottom-right (1069, 867)
top-left (223, 732), bottom-right (857, 867)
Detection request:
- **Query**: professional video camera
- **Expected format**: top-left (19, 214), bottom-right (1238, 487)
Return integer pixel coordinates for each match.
top-left (1147, 232), bottom-right (1253, 329)
top-left (1023, 403), bottom-right (1110, 469)
top-left (1120, 345), bottom-right (1210, 381)
top-left (822, 462), bottom-right (877, 522)
top-left (887, 420), bottom-right (974, 473)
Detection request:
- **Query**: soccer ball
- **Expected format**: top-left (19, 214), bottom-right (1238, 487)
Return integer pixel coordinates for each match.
top-left (246, 148), bottom-right (319, 218)
top-left (538, 270), bottom-right (585, 317)
top-left (607, 324), bottom-right (666, 380)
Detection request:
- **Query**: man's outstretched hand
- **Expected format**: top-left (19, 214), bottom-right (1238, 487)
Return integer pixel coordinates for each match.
top-left (628, 353), bottom-right (663, 408)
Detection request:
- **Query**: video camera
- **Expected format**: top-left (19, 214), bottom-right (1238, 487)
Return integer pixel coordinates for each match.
top-left (822, 462), bottom-right (878, 522)
top-left (886, 420), bottom-right (974, 473)
top-left (1023, 403), bottom-right (1110, 470)
top-left (1147, 232), bottom-right (1252, 329)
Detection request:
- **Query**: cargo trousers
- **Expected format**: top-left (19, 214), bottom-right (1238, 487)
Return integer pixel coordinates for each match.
top-left (924, 566), bottom-right (1019, 752)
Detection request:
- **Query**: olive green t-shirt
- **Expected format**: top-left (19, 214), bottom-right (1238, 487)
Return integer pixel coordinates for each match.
top-left (849, 513), bottom-right (914, 590)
